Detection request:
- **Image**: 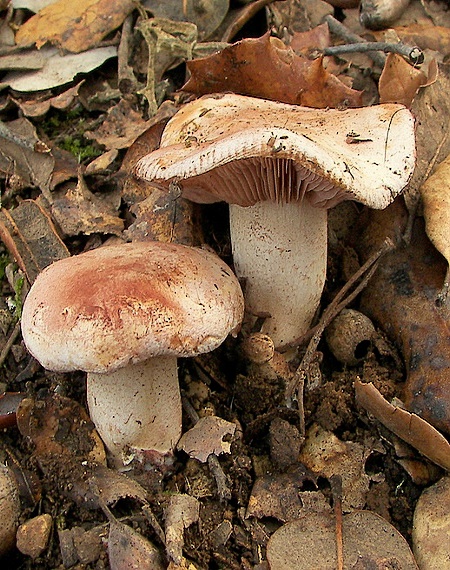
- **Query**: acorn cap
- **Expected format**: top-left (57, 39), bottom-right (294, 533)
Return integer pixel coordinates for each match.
top-left (21, 241), bottom-right (244, 373)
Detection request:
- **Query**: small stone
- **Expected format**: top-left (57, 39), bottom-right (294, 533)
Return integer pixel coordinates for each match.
top-left (16, 513), bottom-right (52, 559)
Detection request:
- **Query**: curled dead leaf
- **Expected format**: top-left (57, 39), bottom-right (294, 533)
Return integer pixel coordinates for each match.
top-left (420, 153), bottom-right (450, 288)
top-left (183, 32), bottom-right (362, 108)
top-left (15, 0), bottom-right (135, 53)
top-left (359, 201), bottom-right (450, 436)
top-left (355, 381), bottom-right (450, 471)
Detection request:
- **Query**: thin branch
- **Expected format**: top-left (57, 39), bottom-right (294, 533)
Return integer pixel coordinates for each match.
top-left (323, 42), bottom-right (424, 66)
top-left (0, 321), bottom-right (21, 368)
top-left (285, 237), bottom-right (395, 405)
top-left (324, 15), bottom-right (386, 68)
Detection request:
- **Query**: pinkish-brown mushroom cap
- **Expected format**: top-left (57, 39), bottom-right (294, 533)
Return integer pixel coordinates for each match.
top-left (135, 93), bottom-right (416, 209)
top-left (21, 241), bottom-right (244, 373)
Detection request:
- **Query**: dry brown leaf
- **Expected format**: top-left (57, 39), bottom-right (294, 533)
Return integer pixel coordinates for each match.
top-left (0, 117), bottom-right (54, 193)
top-left (16, 395), bottom-right (106, 470)
top-left (182, 32), bottom-right (362, 108)
top-left (11, 83), bottom-right (82, 118)
top-left (266, 510), bottom-right (418, 570)
top-left (50, 173), bottom-right (123, 237)
top-left (355, 381), bottom-right (450, 471)
top-left (177, 415), bottom-right (236, 463)
top-left (406, 62), bottom-right (450, 204)
top-left (0, 199), bottom-right (69, 283)
top-left (165, 494), bottom-right (200, 565)
top-left (125, 190), bottom-right (202, 246)
top-left (246, 468), bottom-right (331, 523)
top-left (378, 53), bottom-right (431, 106)
top-left (413, 476), bottom-right (450, 569)
top-left (420, 153), bottom-right (450, 273)
top-left (393, 23), bottom-right (450, 55)
top-left (359, 200), bottom-right (450, 436)
top-left (289, 22), bottom-right (331, 54)
top-left (144, 0), bottom-right (229, 41)
top-left (298, 423), bottom-right (370, 511)
top-left (108, 522), bottom-right (165, 570)
top-left (15, 0), bottom-right (135, 53)
top-left (3, 46), bottom-right (117, 92)
top-left (84, 99), bottom-right (155, 150)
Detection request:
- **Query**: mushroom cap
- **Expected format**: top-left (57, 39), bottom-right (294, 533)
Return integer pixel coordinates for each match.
top-left (135, 93), bottom-right (416, 209)
top-left (21, 242), bottom-right (244, 373)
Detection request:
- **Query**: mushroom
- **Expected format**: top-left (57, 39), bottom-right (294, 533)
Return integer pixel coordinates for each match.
top-left (21, 241), bottom-right (244, 467)
top-left (135, 93), bottom-right (416, 347)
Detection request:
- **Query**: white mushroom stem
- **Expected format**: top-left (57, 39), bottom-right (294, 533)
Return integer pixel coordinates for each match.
top-left (86, 357), bottom-right (182, 468)
top-left (229, 200), bottom-right (327, 348)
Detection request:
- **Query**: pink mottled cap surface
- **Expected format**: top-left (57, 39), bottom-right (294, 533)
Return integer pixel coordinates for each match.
top-left (21, 242), bottom-right (244, 373)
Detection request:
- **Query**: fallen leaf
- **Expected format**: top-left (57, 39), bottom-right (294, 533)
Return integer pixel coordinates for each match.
top-left (413, 476), bottom-right (450, 570)
top-left (3, 46), bottom-right (117, 92)
top-left (84, 99), bottom-right (155, 150)
top-left (289, 22), bottom-right (331, 55)
top-left (16, 395), bottom-right (106, 467)
top-left (165, 494), bottom-right (200, 565)
top-left (298, 423), bottom-right (370, 510)
top-left (0, 199), bottom-right (69, 283)
top-left (50, 172), bottom-right (124, 236)
top-left (406, 62), bottom-right (450, 205)
top-left (0, 117), bottom-right (54, 193)
top-left (84, 149), bottom-right (119, 176)
top-left (58, 525), bottom-right (106, 567)
top-left (0, 49), bottom-right (48, 71)
top-left (15, 0), bottom-right (135, 53)
top-left (125, 189), bottom-right (203, 246)
top-left (355, 381), bottom-right (450, 471)
top-left (266, 510), bottom-right (418, 569)
top-left (177, 415), bottom-right (236, 463)
top-left (11, 0), bottom-right (57, 10)
top-left (11, 83), bottom-right (82, 118)
top-left (144, 0), bottom-right (229, 41)
top-left (108, 522), bottom-right (165, 570)
top-left (420, 153), bottom-right (450, 281)
top-left (136, 18), bottom-right (198, 116)
top-left (359, 200), bottom-right (450, 436)
top-left (378, 53), bottom-right (432, 106)
top-left (392, 23), bottom-right (450, 55)
top-left (182, 32), bottom-right (362, 108)
top-left (246, 467), bottom-right (331, 523)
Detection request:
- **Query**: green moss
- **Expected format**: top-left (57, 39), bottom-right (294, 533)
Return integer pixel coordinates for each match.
top-left (12, 275), bottom-right (24, 319)
top-left (60, 136), bottom-right (101, 162)
top-left (39, 107), bottom-right (102, 162)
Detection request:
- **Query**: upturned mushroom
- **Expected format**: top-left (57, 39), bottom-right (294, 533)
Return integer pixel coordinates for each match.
top-left (135, 93), bottom-right (416, 347)
top-left (21, 241), bottom-right (244, 467)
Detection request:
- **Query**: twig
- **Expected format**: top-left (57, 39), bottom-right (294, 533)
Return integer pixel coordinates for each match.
top-left (330, 475), bottom-right (344, 570)
top-left (207, 455), bottom-right (231, 502)
top-left (0, 121), bottom-right (50, 153)
top-left (324, 15), bottom-right (386, 68)
top-left (0, 321), bottom-right (21, 368)
top-left (285, 237), bottom-right (395, 405)
top-left (141, 502), bottom-right (166, 545)
top-left (323, 42), bottom-right (424, 66)
top-left (118, 13), bottom-right (138, 94)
